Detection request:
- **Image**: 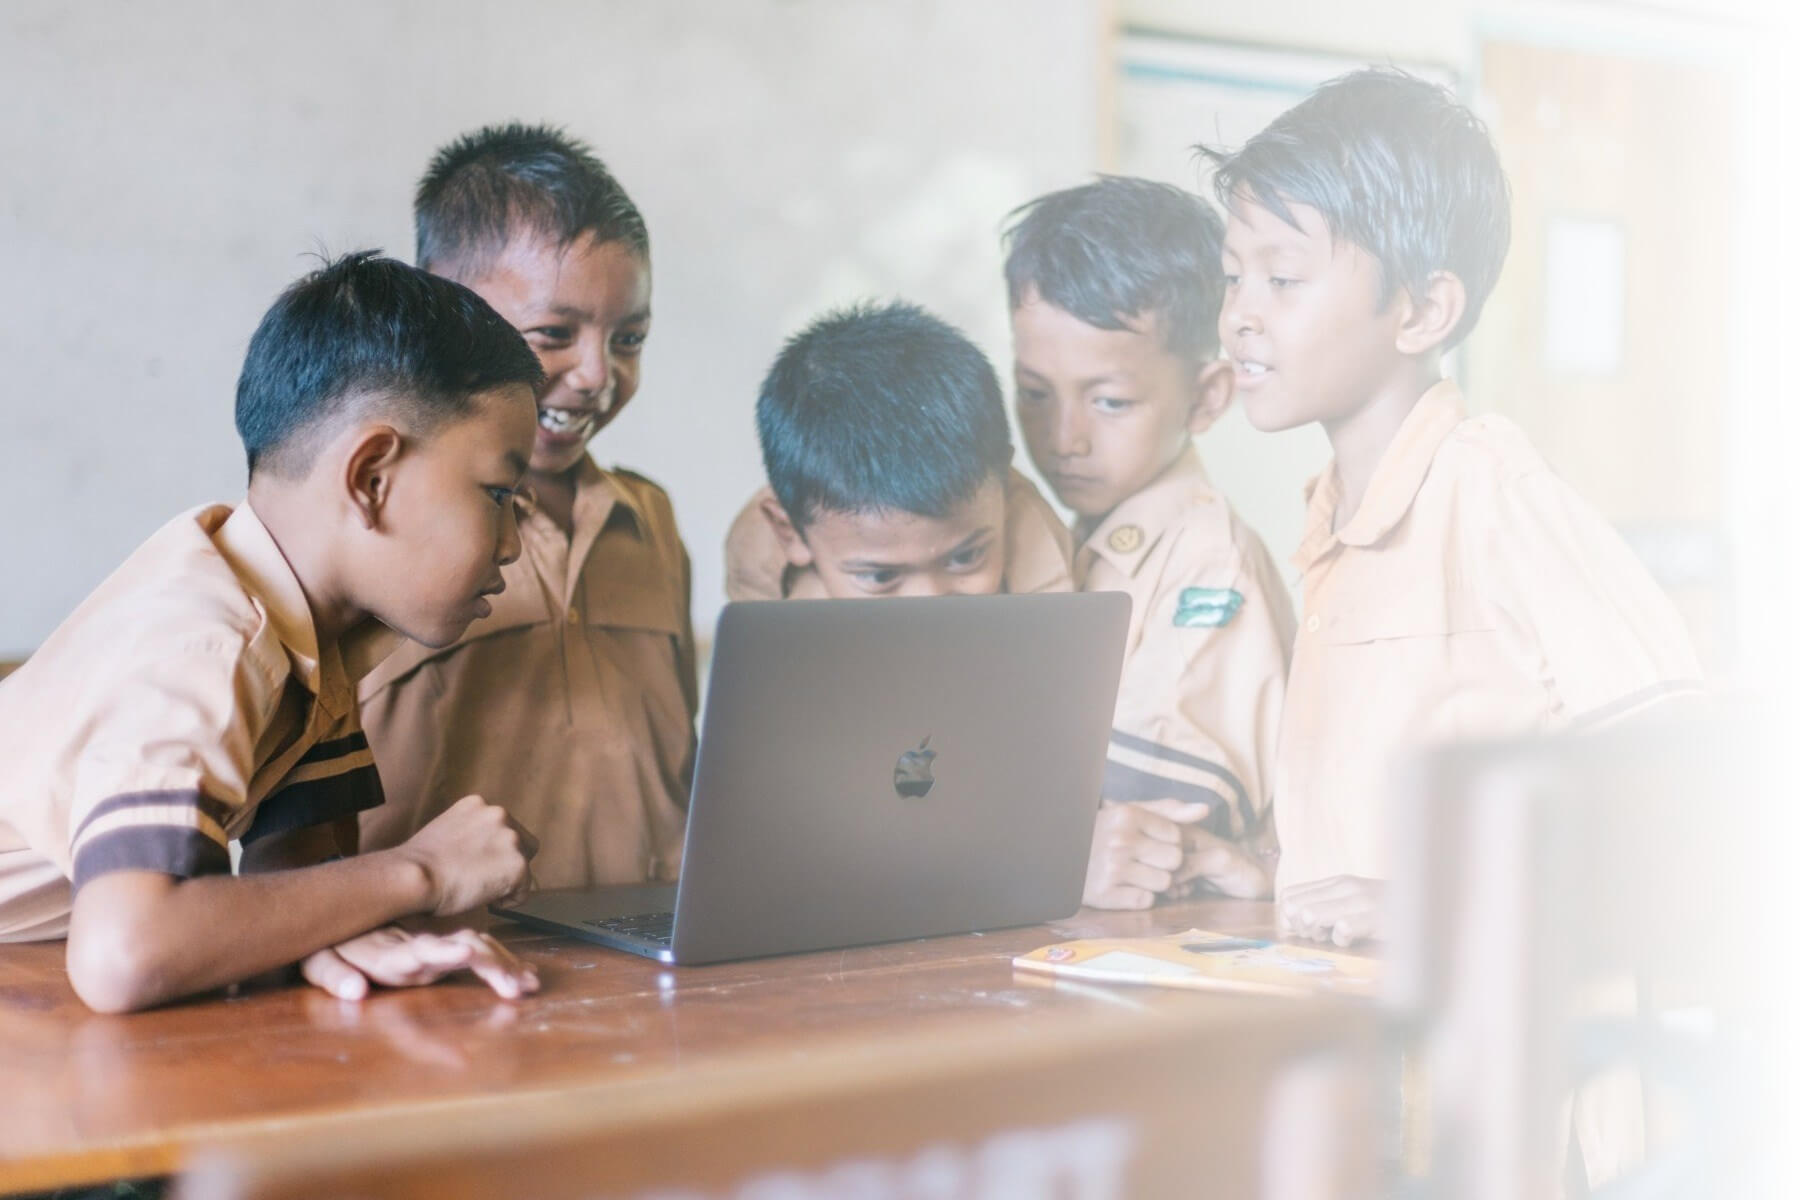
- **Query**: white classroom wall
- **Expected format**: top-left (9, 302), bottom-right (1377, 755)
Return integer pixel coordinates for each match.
top-left (0, 0), bottom-right (1105, 654)
top-left (3, 0), bottom-right (1789, 679)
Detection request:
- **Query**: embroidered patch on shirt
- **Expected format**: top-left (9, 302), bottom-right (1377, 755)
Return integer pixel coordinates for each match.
top-left (1107, 525), bottom-right (1144, 554)
top-left (1174, 587), bottom-right (1244, 628)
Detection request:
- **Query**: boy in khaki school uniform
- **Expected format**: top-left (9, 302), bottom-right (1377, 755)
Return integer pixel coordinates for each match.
top-left (0, 254), bottom-right (541, 1011)
top-left (1205, 69), bottom-right (1704, 945)
top-left (726, 469), bottom-right (1072, 601)
top-left (725, 301), bottom-right (1074, 602)
top-left (1212, 72), bottom-right (1703, 1192)
top-left (1003, 178), bottom-right (1294, 909)
top-left (358, 126), bottom-right (696, 888)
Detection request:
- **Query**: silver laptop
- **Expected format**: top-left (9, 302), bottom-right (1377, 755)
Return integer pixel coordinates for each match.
top-left (493, 592), bottom-right (1128, 964)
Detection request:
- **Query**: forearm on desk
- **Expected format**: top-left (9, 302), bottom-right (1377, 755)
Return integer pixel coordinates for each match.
top-left (66, 847), bottom-right (433, 1012)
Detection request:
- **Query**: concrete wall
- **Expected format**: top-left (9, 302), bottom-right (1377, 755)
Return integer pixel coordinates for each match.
top-left (4, 0), bottom-right (1787, 676)
top-left (0, 0), bottom-right (1103, 652)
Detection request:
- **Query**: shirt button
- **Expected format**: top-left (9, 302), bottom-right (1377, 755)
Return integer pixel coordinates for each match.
top-left (566, 606), bottom-right (580, 624)
top-left (1305, 614), bottom-right (1321, 633)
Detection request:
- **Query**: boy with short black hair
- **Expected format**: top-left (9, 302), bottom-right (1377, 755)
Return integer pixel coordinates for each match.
top-left (725, 300), bottom-right (1073, 600)
top-left (0, 252), bottom-right (542, 1011)
top-left (1004, 176), bottom-right (1294, 909)
top-left (359, 124), bottom-right (697, 890)
top-left (1205, 68), bottom-right (1703, 944)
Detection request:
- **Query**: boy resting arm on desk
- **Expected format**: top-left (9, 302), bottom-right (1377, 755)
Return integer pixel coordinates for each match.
top-left (0, 254), bottom-right (544, 1010)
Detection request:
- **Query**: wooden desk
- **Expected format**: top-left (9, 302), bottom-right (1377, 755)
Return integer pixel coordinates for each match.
top-left (0, 900), bottom-right (1376, 1197)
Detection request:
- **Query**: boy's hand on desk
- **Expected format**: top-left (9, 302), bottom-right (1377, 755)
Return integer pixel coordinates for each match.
top-left (1083, 799), bottom-right (1213, 909)
top-left (1278, 876), bottom-right (1385, 947)
top-left (1172, 828), bottom-right (1272, 899)
top-left (301, 926), bottom-right (541, 1002)
top-left (393, 794), bottom-right (536, 917)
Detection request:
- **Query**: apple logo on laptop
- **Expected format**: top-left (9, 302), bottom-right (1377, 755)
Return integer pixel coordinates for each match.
top-left (893, 736), bottom-right (936, 798)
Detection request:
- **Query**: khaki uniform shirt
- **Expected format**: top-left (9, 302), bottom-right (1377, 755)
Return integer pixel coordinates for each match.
top-left (1274, 381), bottom-right (1706, 889)
top-left (1075, 446), bottom-right (1294, 840)
top-left (0, 505), bottom-right (387, 941)
top-left (358, 460), bottom-right (696, 888)
top-left (723, 468), bottom-right (1074, 601)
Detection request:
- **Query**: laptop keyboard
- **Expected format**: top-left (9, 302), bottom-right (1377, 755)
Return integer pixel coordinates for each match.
top-left (580, 911), bottom-right (675, 947)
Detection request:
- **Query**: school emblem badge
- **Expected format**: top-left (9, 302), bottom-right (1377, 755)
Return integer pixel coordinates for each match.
top-left (1106, 524), bottom-right (1144, 554)
top-left (1174, 587), bottom-right (1244, 628)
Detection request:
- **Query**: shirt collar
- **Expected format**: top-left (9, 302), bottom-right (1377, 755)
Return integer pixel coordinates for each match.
top-left (569, 458), bottom-right (647, 580)
top-left (1076, 445), bottom-right (1215, 581)
top-left (1294, 379), bottom-right (1466, 570)
top-left (211, 501), bottom-right (353, 717)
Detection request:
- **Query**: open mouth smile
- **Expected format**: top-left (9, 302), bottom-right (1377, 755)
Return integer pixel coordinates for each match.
top-left (537, 405), bottom-right (606, 440)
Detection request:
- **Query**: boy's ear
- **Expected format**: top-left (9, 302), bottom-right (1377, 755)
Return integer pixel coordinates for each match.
top-left (1187, 359), bottom-right (1235, 436)
top-left (758, 494), bottom-right (814, 567)
top-left (1393, 270), bottom-right (1468, 357)
top-left (343, 425), bottom-right (405, 531)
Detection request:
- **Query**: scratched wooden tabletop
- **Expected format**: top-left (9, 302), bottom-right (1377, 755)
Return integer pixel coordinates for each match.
top-left (0, 897), bottom-right (1338, 1192)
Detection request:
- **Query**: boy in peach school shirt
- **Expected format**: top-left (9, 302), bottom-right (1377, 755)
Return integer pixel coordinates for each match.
top-left (725, 301), bottom-right (1073, 601)
top-left (358, 126), bottom-right (696, 889)
top-left (0, 253), bottom-right (541, 1011)
top-left (1004, 177), bottom-right (1294, 910)
top-left (1205, 69), bottom-right (1704, 946)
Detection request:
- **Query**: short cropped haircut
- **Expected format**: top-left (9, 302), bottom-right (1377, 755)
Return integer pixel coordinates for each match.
top-left (1203, 67), bottom-right (1510, 347)
top-left (757, 301), bottom-right (1013, 530)
top-left (1002, 176), bottom-right (1226, 360)
top-left (235, 250), bottom-right (545, 478)
top-left (415, 122), bottom-right (649, 278)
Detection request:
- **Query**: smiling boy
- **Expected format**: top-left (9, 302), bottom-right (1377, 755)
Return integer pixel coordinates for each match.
top-left (725, 301), bottom-right (1072, 601)
top-left (358, 125), bottom-right (696, 889)
top-left (0, 253), bottom-right (541, 1011)
top-left (1003, 178), bottom-right (1294, 910)
top-left (1208, 69), bottom-right (1704, 946)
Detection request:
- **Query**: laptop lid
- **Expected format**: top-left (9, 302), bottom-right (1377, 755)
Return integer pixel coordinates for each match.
top-left (664, 591), bottom-right (1128, 964)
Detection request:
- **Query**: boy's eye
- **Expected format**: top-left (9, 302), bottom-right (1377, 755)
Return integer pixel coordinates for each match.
top-left (612, 329), bottom-right (647, 353)
top-left (485, 486), bottom-right (517, 508)
top-left (1269, 277), bottom-right (1299, 289)
top-left (947, 543), bottom-right (991, 571)
top-left (1016, 386), bottom-right (1049, 407)
top-left (1222, 273), bottom-right (1240, 287)
top-left (850, 568), bottom-right (900, 590)
top-left (1093, 395), bottom-right (1133, 415)
top-left (526, 326), bottom-right (574, 345)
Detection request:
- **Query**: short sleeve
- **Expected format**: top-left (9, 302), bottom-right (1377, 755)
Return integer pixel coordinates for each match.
top-left (1104, 530), bottom-right (1295, 839)
top-left (67, 636), bottom-right (272, 891)
top-left (723, 490), bottom-right (790, 603)
top-left (1485, 468), bottom-right (1705, 727)
top-left (1001, 472), bottom-right (1075, 595)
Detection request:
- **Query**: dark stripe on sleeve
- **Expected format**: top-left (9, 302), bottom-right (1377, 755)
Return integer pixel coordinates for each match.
top-left (296, 731), bottom-right (371, 767)
top-left (70, 789), bottom-right (235, 846)
top-left (1570, 679), bottom-right (1707, 730)
top-left (240, 764), bottom-right (386, 846)
top-left (72, 826), bottom-right (230, 892)
top-left (1107, 728), bottom-right (1253, 831)
top-left (1101, 761), bottom-right (1233, 838)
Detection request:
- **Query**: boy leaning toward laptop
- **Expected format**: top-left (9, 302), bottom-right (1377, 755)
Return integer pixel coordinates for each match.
top-left (0, 253), bottom-right (542, 1011)
top-left (725, 300), bottom-right (1074, 600)
top-left (1002, 176), bottom-right (1293, 910)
